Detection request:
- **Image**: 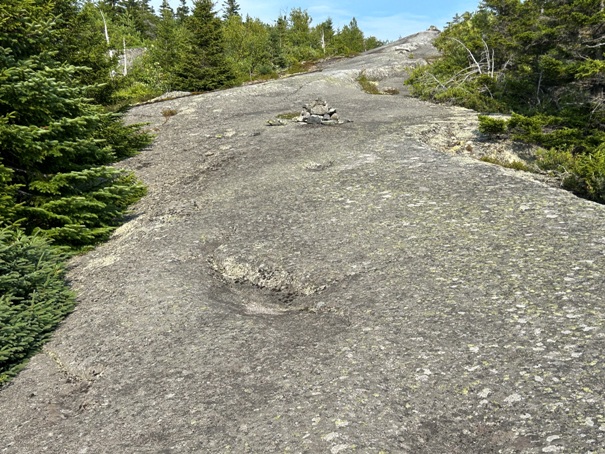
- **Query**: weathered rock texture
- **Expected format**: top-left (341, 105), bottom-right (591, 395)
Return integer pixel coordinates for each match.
top-left (1, 30), bottom-right (605, 454)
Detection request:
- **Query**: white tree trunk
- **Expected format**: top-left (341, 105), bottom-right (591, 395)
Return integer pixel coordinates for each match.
top-left (123, 37), bottom-right (127, 76)
top-left (321, 30), bottom-right (326, 55)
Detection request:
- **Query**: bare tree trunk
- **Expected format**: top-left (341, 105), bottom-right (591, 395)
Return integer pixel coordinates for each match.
top-left (451, 38), bottom-right (482, 74)
top-left (97, 7), bottom-right (115, 77)
top-left (100, 10), bottom-right (109, 45)
top-left (321, 30), bottom-right (326, 55)
top-left (123, 37), bottom-right (127, 76)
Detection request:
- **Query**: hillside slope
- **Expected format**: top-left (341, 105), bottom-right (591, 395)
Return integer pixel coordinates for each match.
top-left (1, 31), bottom-right (604, 453)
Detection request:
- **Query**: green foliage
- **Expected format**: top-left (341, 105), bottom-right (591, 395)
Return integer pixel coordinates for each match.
top-left (223, 15), bottom-right (272, 82)
top-left (144, 0), bottom-right (192, 94)
top-left (478, 115), bottom-right (507, 135)
top-left (332, 18), bottom-right (365, 56)
top-left (564, 146), bottom-right (605, 203)
top-left (54, 1), bottom-right (121, 105)
top-left (285, 8), bottom-right (318, 62)
top-left (0, 0), bottom-right (151, 247)
top-left (0, 228), bottom-right (76, 385)
top-left (171, 0), bottom-right (236, 92)
top-left (479, 155), bottom-right (531, 172)
top-left (503, 113), bottom-right (605, 155)
top-left (538, 145), bottom-right (605, 203)
top-left (222, 0), bottom-right (240, 20)
top-left (364, 36), bottom-right (384, 51)
top-left (110, 79), bottom-right (163, 107)
top-left (176, 0), bottom-right (190, 22)
top-left (357, 73), bottom-right (382, 95)
top-left (0, 0), bottom-right (152, 386)
top-left (75, 1), bottom-right (383, 101)
top-left (407, 0), bottom-right (605, 203)
top-left (0, 164), bottom-right (18, 223)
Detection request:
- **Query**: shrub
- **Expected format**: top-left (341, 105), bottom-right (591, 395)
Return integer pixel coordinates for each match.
top-left (0, 229), bottom-right (76, 385)
top-left (564, 146), bottom-right (605, 203)
top-left (110, 81), bottom-right (163, 108)
top-left (357, 73), bottom-right (382, 95)
top-left (480, 155), bottom-right (532, 172)
top-left (478, 115), bottom-right (508, 136)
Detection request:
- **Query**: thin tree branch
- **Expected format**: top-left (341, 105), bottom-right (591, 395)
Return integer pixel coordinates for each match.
top-left (450, 38), bottom-right (482, 74)
top-left (425, 72), bottom-right (447, 90)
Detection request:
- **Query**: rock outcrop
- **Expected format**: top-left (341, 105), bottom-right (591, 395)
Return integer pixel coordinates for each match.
top-left (1, 29), bottom-right (604, 454)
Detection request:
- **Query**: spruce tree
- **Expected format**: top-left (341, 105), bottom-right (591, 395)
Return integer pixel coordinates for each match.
top-left (52, 1), bottom-right (119, 105)
top-left (406, 0), bottom-right (605, 202)
top-left (152, 0), bottom-right (190, 88)
top-left (222, 0), bottom-right (240, 20)
top-left (268, 16), bottom-right (288, 69)
top-left (117, 0), bottom-right (158, 39)
top-left (176, 0), bottom-right (190, 22)
top-left (172, 0), bottom-right (236, 91)
top-left (0, 228), bottom-right (76, 385)
top-left (0, 0), bottom-right (151, 247)
top-left (334, 18), bottom-right (365, 55)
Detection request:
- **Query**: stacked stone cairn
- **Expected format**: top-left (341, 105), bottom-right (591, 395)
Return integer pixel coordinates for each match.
top-left (298, 98), bottom-right (343, 125)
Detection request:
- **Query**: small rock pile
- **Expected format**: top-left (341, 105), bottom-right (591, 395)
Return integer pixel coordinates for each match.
top-left (298, 98), bottom-right (342, 125)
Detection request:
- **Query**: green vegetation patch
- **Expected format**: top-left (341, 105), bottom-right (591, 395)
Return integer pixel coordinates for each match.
top-left (277, 112), bottom-right (301, 120)
top-left (0, 0), bottom-right (153, 385)
top-left (357, 73), bottom-right (382, 95)
top-left (406, 0), bottom-right (605, 203)
top-left (479, 156), bottom-right (532, 172)
top-left (0, 229), bottom-right (76, 386)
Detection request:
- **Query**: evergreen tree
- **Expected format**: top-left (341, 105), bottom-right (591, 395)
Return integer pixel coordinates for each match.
top-left (0, 228), bottom-right (76, 385)
top-left (150, 0), bottom-right (191, 89)
top-left (287, 8), bottom-right (317, 58)
top-left (0, 0), bottom-right (150, 246)
top-left (117, 0), bottom-right (157, 39)
top-left (222, 0), bottom-right (240, 20)
top-left (176, 0), bottom-right (190, 22)
top-left (406, 0), bottom-right (605, 202)
top-left (334, 18), bottom-right (365, 55)
top-left (172, 0), bottom-right (236, 91)
top-left (223, 15), bottom-right (271, 81)
top-left (159, 0), bottom-right (173, 15)
top-left (316, 18), bottom-right (335, 54)
top-left (53, 1), bottom-right (120, 105)
top-left (268, 15), bottom-right (288, 69)
top-left (364, 36), bottom-right (384, 51)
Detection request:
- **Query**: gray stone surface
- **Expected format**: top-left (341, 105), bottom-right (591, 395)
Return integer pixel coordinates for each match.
top-left (1, 30), bottom-right (605, 454)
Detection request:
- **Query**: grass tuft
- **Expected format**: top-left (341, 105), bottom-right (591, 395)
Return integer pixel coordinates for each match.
top-left (357, 73), bottom-right (382, 95)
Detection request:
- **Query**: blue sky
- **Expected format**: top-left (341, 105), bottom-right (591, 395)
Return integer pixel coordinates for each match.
top-left (151, 0), bottom-right (481, 42)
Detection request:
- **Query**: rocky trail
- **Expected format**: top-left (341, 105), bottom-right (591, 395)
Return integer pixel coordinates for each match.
top-left (1, 31), bottom-right (605, 453)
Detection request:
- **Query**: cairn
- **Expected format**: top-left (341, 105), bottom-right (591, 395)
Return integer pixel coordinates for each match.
top-left (298, 98), bottom-right (343, 125)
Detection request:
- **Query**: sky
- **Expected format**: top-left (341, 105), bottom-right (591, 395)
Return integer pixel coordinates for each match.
top-left (151, 0), bottom-right (482, 42)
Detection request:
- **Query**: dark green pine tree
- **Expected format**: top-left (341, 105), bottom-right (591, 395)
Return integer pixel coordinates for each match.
top-left (152, 0), bottom-right (185, 84)
top-left (222, 0), bottom-right (240, 20)
top-left (268, 15), bottom-right (288, 69)
top-left (51, 1), bottom-right (120, 105)
top-left (0, 0), bottom-right (151, 247)
top-left (176, 0), bottom-right (191, 22)
top-left (172, 0), bottom-right (236, 91)
top-left (117, 0), bottom-right (158, 39)
top-left (0, 227), bottom-right (76, 385)
top-left (335, 18), bottom-right (365, 55)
